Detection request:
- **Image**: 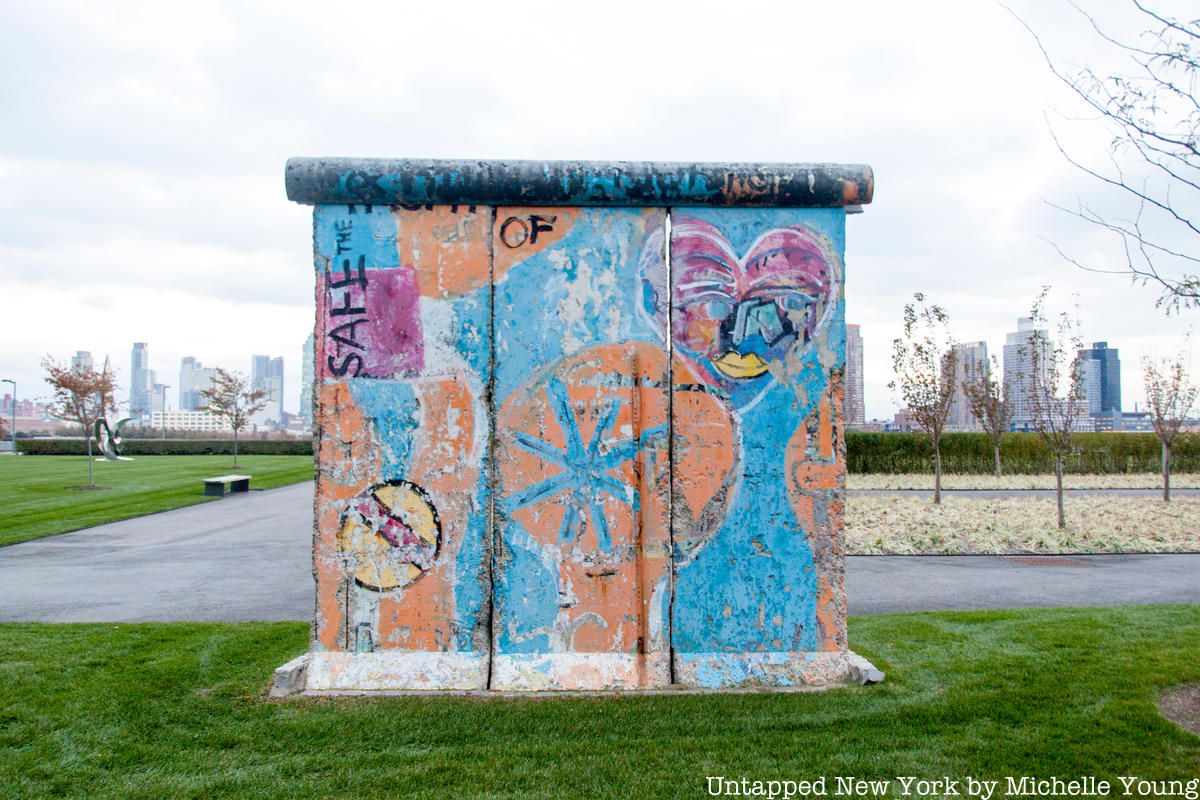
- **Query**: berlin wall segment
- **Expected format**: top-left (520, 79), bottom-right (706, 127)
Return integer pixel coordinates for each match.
top-left (291, 159), bottom-right (876, 695)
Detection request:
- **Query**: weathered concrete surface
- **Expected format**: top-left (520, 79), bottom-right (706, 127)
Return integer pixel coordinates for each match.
top-left (302, 196), bottom-right (858, 691)
top-left (310, 203), bottom-right (493, 691)
top-left (295, 159), bottom-right (865, 691)
top-left (270, 654), bottom-right (309, 698)
top-left (285, 158), bottom-right (874, 208)
top-left (491, 207), bottom-right (672, 691)
top-left (847, 553), bottom-right (1200, 614)
top-left (669, 208), bottom-right (849, 687)
top-left (0, 483), bottom-right (313, 622)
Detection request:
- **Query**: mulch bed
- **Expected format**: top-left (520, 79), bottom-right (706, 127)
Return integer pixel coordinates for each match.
top-left (1159, 683), bottom-right (1200, 736)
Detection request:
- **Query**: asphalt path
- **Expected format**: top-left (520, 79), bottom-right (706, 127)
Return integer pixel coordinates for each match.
top-left (0, 482), bottom-right (1195, 622)
top-left (0, 482), bottom-right (313, 622)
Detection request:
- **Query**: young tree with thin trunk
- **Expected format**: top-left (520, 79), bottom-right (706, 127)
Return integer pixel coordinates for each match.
top-left (1143, 342), bottom-right (1198, 502)
top-left (1026, 288), bottom-right (1089, 529)
top-left (199, 368), bottom-right (267, 468)
top-left (962, 356), bottom-right (1013, 478)
top-left (890, 293), bottom-right (959, 504)
top-left (42, 356), bottom-right (117, 488)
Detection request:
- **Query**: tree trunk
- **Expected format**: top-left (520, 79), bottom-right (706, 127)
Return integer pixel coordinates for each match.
top-left (86, 434), bottom-right (94, 488)
top-left (1163, 440), bottom-right (1171, 503)
top-left (993, 439), bottom-right (1002, 479)
top-left (233, 428), bottom-right (239, 468)
top-left (933, 441), bottom-right (942, 505)
top-left (1055, 453), bottom-right (1065, 530)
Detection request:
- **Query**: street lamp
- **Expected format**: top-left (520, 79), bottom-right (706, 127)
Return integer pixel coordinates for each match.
top-left (1, 379), bottom-right (15, 455)
top-left (159, 384), bottom-right (171, 440)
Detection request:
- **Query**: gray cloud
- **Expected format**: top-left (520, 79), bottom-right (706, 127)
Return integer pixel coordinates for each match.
top-left (1, 0), bottom-right (1194, 420)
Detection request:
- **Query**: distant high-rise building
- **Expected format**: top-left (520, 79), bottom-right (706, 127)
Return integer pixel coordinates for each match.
top-left (251, 355), bottom-right (270, 388)
top-left (150, 382), bottom-right (168, 415)
top-left (252, 354), bottom-right (285, 425)
top-left (1003, 317), bottom-right (1049, 431)
top-left (129, 342), bottom-right (152, 421)
top-left (179, 357), bottom-right (216, 411)
top-left (269, 357), bottom-right (284, 421)
top-left (844, 324), bottom-right (865, 428)
top-left (1078, 341), bottom-right (1121, 418)
top-left (70, 351), bottom-right (93, 371)
top-left (947, 341), bottom-right (988, 431)
top-left (300, 334), bottom-right (314, 425)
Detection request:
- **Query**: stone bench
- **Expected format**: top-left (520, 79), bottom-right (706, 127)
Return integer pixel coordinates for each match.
top-left (202, 474), bottom-right (251, 497)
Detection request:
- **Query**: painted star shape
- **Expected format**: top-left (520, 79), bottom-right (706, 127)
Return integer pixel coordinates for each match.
top-left (505, 377), bottom-right (666, 552)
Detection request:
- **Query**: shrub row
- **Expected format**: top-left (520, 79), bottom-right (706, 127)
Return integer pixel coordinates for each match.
top-left (846, 431), bottom-right (1198, 474)
top-left (19, 432), bottom-right (1194, 474)
top-left (17, 438), bottom-right (314, 456)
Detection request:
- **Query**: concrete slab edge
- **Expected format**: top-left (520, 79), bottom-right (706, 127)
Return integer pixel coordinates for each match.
top-left (268, 650), bottom-right (884, 698)
top-left (269, 654), bottom-right (309, 698)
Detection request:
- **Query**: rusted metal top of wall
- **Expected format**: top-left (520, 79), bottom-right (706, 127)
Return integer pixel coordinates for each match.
top-left (285, 158), bottom-right (873, 208)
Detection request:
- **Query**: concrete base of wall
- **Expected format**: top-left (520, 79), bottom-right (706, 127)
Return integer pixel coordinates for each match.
top-left (303, 651), bottom-right (489, 692)
top-left (490, 652), bottom-right (672, 691)
top-left (673, 650), bottom-right (883, 689)
top-left (270, 651), bottom-right (883, 698)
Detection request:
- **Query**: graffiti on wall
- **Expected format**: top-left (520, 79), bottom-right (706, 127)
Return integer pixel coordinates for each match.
top-left (667, 209), bottom-right (848, 688)
top-left (307, 202), bottom-right (848, 692)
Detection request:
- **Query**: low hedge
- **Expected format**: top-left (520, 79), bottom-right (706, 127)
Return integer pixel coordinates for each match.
top-left (19, 432), bottom-right (1194, 474)
top-left (17, 438), bottom-right (314, 456)
top-left (846, 431), bottom-right (1199, 474)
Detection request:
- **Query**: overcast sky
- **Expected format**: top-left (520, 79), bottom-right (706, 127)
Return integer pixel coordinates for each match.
top-left (1, 0), bottom-right (1194, 420)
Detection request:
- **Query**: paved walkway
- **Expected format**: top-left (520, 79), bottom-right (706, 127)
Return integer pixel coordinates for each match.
top-left (0, 483), bottom-right (313, 622)
top-left (0, 482), bottom-right (1196, 622)
top-left (848, 553), bottom-right (1200, 614)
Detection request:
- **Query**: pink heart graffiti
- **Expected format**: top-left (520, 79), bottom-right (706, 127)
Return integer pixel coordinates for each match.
top-left (665, 216), bottom-right (838, 403)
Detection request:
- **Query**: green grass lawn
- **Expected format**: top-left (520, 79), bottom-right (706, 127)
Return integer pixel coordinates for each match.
top-left (2, 606), bottom-right (1198, 799)
top-left (0, 455), bottom-right (314, 547)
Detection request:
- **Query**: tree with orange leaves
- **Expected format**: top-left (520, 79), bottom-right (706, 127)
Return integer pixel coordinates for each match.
top-left (42, 356), bottom-right (117, 488)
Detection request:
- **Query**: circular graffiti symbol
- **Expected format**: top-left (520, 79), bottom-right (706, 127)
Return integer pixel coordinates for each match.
top-left (338, 480), bottom-right (441, 591)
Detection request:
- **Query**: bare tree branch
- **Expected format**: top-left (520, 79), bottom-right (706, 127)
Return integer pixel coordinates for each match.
top-left (1008, 1), bottom-right (1200, 312)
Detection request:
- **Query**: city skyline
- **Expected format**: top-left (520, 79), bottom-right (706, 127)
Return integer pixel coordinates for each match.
top-left (28, 344), bottom-right (305, 422)
top-left (15, 302), bottom-right (1190, 430)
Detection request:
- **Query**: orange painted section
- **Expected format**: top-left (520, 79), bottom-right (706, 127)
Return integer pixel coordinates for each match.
top-left (314, 381), bottom-right (382, 650)
top-left (394, 205), bottom-right (492, 298)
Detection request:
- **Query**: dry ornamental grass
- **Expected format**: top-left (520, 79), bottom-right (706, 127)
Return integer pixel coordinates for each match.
top-left (846, 495), bottom-right (1200, 555)
top-left (848, 472), bottom-right (1200, 490)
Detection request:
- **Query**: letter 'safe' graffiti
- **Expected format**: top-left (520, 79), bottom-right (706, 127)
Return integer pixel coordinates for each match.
top-left (301, 195), bottom-right (861, 693)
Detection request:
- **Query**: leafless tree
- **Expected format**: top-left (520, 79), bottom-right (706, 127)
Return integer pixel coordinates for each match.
top-left (199, 368), bottom-right (267, 468)
top-left (1026, 289), bottom-right (1090, 529)
top-left (42, 356), bottom-right (117, 488)
top-left (890, 293), bottom-right (959, 504)
top-left (1009, 1), bottom-right (1200, 312)
top-left (962, 356), bottom-right (1014, 478)
top-left (1143, 339), bottom-right (1198, 501)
